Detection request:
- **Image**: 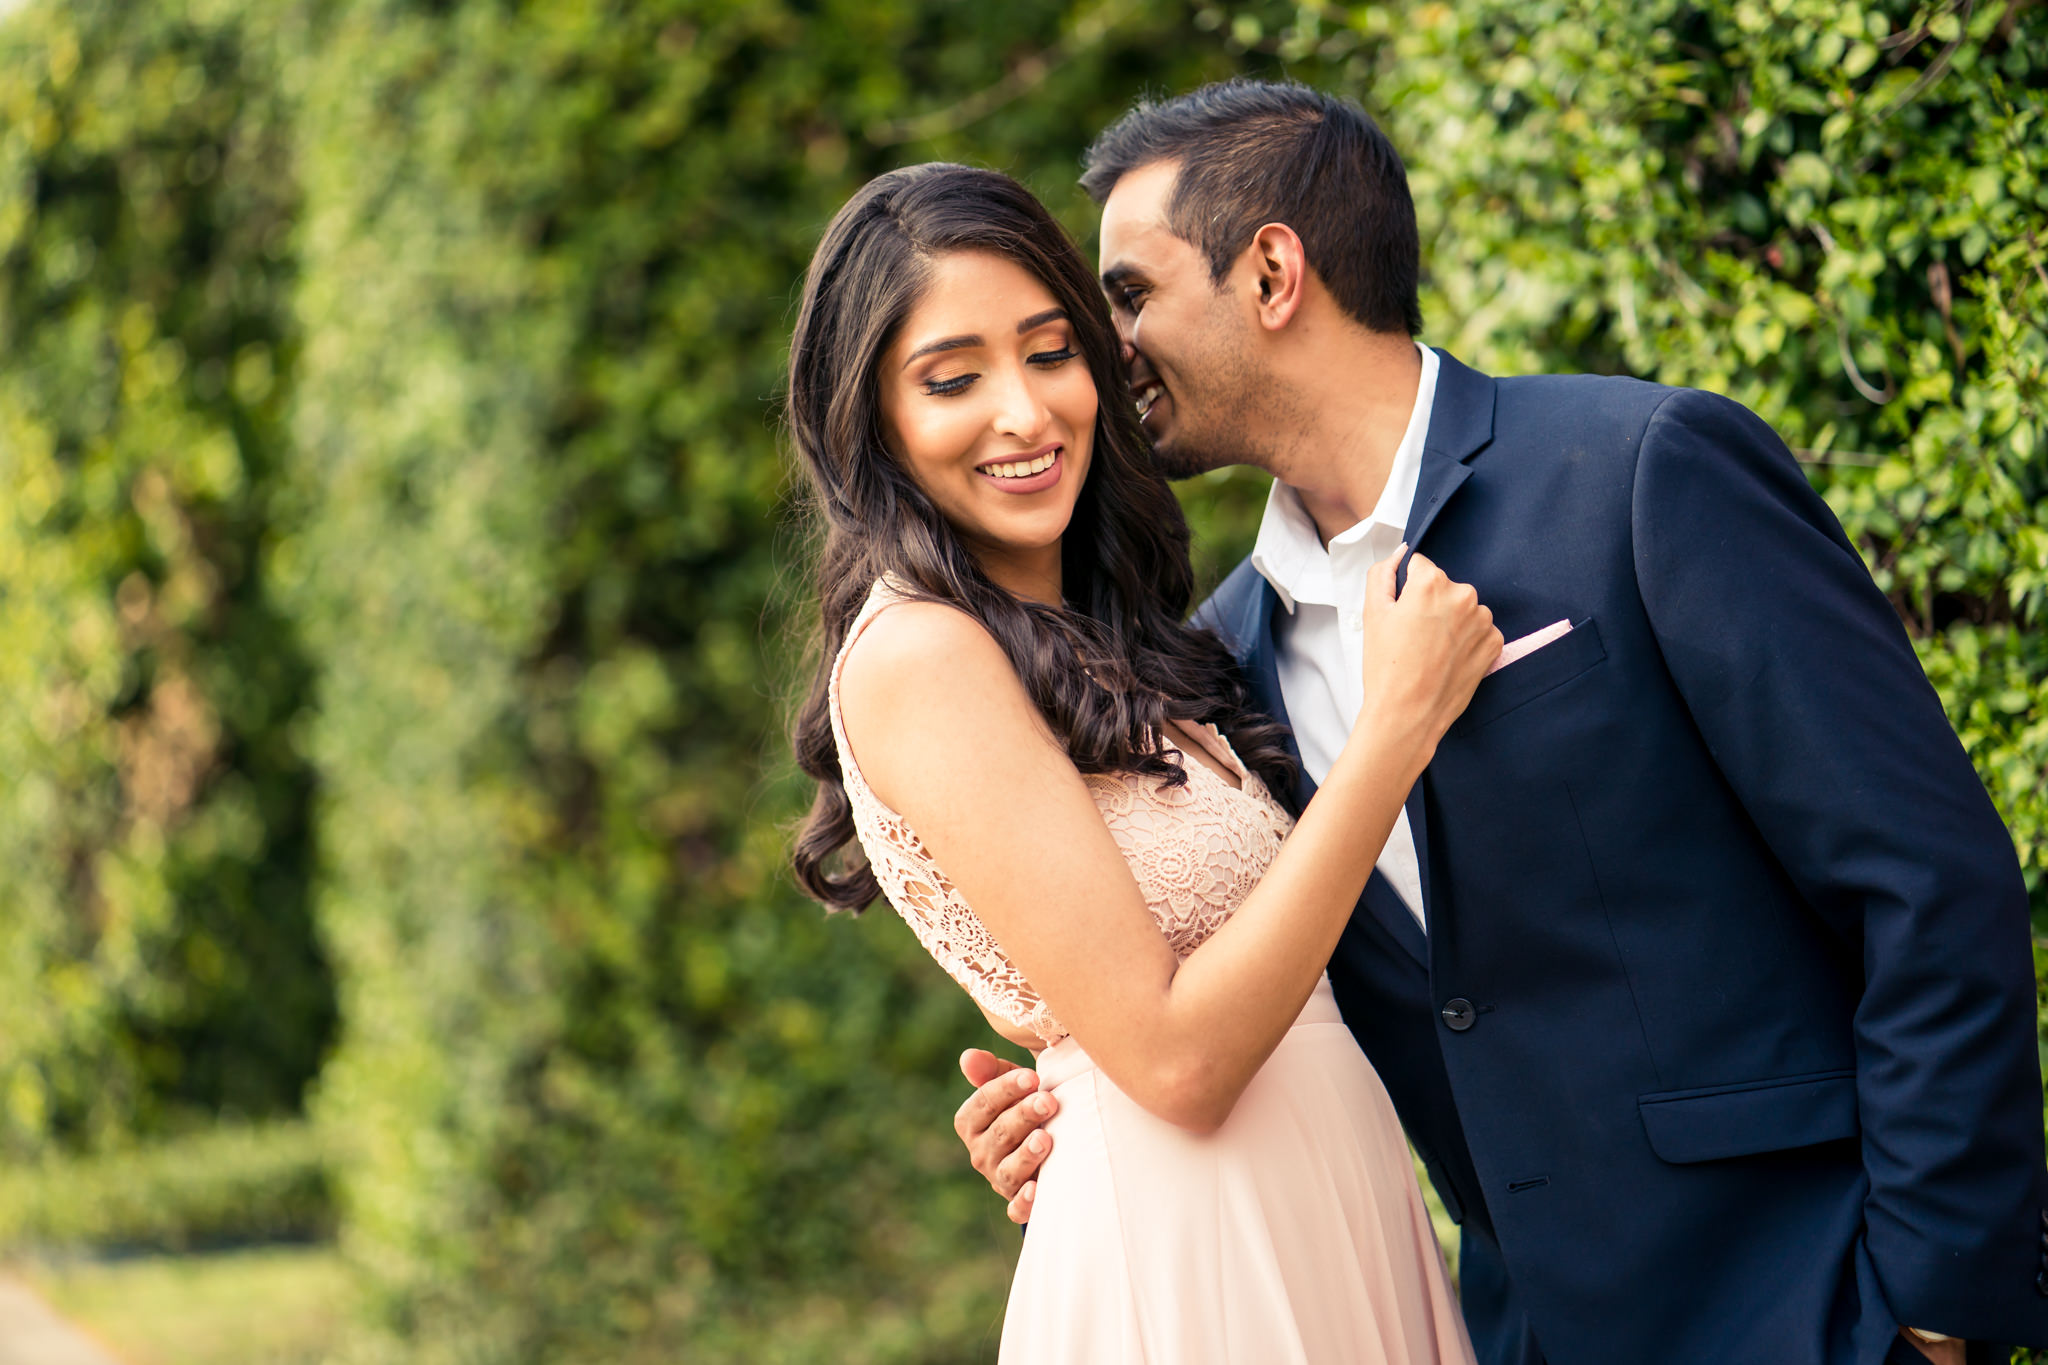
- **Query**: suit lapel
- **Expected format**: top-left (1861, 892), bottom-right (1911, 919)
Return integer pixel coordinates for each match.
top-left (1422, 347), bottom-right (1499, 470)
top-left (1229, 574), bottom-right (1309, 812)
top-left (1397, 349), bottom-right (1497, 587)
top-left (1233, 567), bottom-right (1430, 969)
top-left (1402, 455), bottom-right (1472, 563)
top-left (1402, 782), bottom-right (1433, 953)
top-left (1398, 349), bottom-right (1499, 951)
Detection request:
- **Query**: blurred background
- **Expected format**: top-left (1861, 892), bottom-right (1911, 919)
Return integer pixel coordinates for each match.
top-left (0, 1), bottom-right (2041, 1361)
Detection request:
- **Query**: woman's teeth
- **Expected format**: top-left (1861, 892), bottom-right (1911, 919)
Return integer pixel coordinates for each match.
top-left (1135, 384), bottom-right (1162, 419)
top-left (983, 450), bottom-right (1058, 479)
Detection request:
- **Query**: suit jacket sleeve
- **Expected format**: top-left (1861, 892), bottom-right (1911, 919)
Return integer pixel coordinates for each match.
top-left (1631, 386), bottom-right (2047, 1343)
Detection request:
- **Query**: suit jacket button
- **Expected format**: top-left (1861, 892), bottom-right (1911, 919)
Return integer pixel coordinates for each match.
top-left (2036, 1269), bottom-right (2048, 1297)
top-left (1442, 998), bottom-right (1477, 1032)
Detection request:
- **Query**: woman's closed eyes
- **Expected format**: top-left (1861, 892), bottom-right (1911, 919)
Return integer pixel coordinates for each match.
top-left (922, 345), bottom-right (1080, 398)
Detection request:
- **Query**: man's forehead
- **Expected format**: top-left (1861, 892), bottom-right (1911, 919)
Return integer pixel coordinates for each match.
top-left (1097, 159), bottom-right (1181, 273)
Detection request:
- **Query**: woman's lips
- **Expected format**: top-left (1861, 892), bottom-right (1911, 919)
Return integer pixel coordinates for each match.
top-left (976, 445), bottom-right (1064, 494)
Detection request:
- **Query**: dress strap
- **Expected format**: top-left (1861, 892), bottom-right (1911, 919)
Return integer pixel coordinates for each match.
top-left (827, 578), bottom-right (917, 785)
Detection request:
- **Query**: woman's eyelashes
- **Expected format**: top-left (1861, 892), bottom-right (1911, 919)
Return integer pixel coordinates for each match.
top-left (920, 346), bottom-right (1079, 398)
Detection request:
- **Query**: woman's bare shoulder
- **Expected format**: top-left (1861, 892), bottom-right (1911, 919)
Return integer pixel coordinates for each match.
top-left (837, 600), bottom-right (1043, 794)
top-left (840, 598), bottom-right (1013, 709)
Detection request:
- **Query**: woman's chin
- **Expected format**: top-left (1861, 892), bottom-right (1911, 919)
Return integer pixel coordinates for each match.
top-left (960, 510), bottom-right (1077, 566)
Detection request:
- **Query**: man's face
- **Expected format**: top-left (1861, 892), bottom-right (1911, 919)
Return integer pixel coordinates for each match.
top-left (1097, 160), bottom-right (1267, 479)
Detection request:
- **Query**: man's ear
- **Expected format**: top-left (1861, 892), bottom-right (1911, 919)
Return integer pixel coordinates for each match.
top-left (1245, 222), bottom-right (1308, 332)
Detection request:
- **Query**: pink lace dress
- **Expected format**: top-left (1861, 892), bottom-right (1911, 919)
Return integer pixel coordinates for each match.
top-left (831, 580), bottom-right (1475, 1365)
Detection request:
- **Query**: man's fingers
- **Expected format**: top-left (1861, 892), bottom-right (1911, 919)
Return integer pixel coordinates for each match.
top-left (967, 1083), bottom-right (1058, 1191)
top-left (949, 1053), bottom-right (1056, 1199)
top-left (960, 1047), bottom-right (1022, 1089)
top-left (1895, 1333), bottom-right (1966, 1365)
top-left (954, 1065), bottom-right (1039, 1142)
top-left (1007, 1180), bottom-right (1036, 1225)
top-left (991, 1125), bottom-right (1053, 1199)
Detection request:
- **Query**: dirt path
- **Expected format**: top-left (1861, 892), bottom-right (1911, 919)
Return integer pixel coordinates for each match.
top-left (0, 1278), bottom-right (121, 1365)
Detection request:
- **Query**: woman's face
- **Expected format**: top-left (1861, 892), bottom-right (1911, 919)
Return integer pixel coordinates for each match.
top-left (877, 250), bottom-right (1097, 599)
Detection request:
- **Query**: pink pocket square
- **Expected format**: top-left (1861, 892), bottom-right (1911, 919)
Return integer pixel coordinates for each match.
top-left (1488, 620), bottom-right (1573, 676)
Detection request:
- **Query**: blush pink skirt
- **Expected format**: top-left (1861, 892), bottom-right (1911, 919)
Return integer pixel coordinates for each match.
top-left (998, 977), bottom-right (1476, 1364)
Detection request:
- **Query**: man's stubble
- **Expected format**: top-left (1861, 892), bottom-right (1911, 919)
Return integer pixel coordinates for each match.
top-left (1146, 313), bottom-right (1303, 484)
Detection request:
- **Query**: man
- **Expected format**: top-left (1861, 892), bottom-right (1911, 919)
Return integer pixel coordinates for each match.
top-left (954, 80), bottom-right (2048, 1365)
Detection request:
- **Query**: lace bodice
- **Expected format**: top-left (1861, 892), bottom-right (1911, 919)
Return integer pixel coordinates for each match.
top-left (828, 580), bottom-right (1295, 1046)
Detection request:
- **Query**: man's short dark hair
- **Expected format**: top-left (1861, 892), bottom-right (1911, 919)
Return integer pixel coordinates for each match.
top-left (1080, 79), bottom-right (1422, 336)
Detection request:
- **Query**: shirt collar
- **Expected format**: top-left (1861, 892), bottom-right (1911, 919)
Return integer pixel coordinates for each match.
top-left (1250, 343), bottom-right (1440, 613)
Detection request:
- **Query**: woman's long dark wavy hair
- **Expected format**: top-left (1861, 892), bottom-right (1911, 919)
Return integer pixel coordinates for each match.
top-left (788, 163), bottom-right (1295, 913)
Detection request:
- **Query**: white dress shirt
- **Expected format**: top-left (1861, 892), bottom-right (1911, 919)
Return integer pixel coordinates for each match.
top-left (1248, 343), bottom-right (1438, 929)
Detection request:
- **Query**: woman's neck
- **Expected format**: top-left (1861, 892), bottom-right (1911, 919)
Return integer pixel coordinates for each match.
top-left (977, 543), bottom-right (1063, 607)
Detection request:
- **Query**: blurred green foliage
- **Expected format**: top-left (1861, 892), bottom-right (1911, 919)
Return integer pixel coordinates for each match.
top-left (0, 0), bottom-right (330, 1158)
top-left (0, 1119), bottom-right (331, 1252)
top-left (0, 0), bottom-right (2040, 1361)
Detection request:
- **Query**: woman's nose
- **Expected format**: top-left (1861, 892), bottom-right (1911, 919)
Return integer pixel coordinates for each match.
top-left (990, 368), bottom-right (1051, 441)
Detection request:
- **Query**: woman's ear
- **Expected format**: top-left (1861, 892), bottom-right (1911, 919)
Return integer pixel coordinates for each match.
top-left (1245, 222), bottom-right (1308, 332)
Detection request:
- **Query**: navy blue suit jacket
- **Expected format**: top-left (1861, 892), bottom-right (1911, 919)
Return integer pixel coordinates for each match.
top-left (1194, 352), bottom-right (2048, 1365)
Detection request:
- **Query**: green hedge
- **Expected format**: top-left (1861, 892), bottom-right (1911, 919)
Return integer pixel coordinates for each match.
top-left (0, 1120), bottom-right (332, 1253)
top-left (0, 0), bottom-right (332, 1158)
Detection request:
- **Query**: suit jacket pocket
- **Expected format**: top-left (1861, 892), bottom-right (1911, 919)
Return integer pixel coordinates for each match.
top-left (1453, 617), bottom-right (1606, 735)
top-left (1637, 1068), bottom-right (1858, 1164)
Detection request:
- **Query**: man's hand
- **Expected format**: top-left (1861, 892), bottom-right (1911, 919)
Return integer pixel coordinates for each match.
top-left (956, 1048), bottom-right (1057, 1224)
top-left (1896, 1330), bottom-right (1966, 1365)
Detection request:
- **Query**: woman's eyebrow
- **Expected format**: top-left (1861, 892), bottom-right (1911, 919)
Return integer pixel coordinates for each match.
top-left (1016, 307), bottom-right (1067, 332)
top-left (902, 308), bottom-right (1068, 367)
top-left (902, 334), bottom-right (982, 366)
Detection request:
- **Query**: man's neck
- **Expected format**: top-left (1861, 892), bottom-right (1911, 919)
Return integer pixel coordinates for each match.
top-left (1267, 333), bottom-right (1424, 547)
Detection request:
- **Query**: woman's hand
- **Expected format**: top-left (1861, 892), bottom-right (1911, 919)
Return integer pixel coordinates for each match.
top-left (1352, 546), bottom-right (1502, 764)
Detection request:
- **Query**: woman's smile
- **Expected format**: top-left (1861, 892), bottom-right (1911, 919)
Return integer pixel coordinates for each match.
top-left (976, 443), bottom-right (1065, 493)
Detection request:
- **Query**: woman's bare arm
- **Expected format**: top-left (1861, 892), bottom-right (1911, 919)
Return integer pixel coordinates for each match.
top-left (839, 552), bottom-right (1496, 1133)
top-left (976, 1002), bottom-right (1045, 1055)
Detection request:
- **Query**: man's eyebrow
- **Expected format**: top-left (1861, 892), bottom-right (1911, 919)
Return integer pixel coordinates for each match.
top-left (1100, 264), bottom-right (1143, 292)
top-left (902, 334), bottom-right (981, 366)
top-left (1017, 307), bottom-right (1067, 333)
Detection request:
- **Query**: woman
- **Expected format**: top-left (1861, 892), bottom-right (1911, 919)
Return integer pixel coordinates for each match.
top-left (788, 163), bottom-right (1497, 1364)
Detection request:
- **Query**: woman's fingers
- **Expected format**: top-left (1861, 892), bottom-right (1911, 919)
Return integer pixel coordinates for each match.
top-left (1367, 543), bottom-right (1403, 603)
